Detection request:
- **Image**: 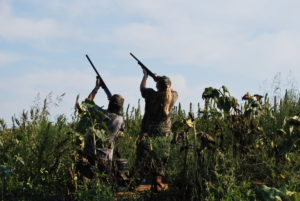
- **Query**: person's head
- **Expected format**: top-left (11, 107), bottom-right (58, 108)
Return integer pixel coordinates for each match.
top-left (156, 76), bottom-right (172, 91)
top-left (108, 94), bottom-right (124, 115)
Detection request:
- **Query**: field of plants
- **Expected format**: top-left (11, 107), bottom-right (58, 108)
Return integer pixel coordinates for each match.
top-left (1, 86), bottom-right (300, 201)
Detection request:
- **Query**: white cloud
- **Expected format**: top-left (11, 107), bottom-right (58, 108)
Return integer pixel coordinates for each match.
top-left (0, 1), bottom-right (83, 41)
top-left (109, 0), bottom-right (300, 80)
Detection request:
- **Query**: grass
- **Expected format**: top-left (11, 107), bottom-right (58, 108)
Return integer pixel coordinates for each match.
top-left (0, 87), bottom-right (300, 201)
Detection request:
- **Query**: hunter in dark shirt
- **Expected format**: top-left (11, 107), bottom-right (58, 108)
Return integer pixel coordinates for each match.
top-left (136, 69), bottom-right (178, 191)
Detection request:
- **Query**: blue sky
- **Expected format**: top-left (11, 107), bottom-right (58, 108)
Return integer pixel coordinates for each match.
top-left (1, 0), bottom-right (300, 123)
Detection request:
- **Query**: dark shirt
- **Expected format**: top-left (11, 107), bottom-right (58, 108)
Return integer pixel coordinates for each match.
top-left (141, 88), bottom-right (178, 136)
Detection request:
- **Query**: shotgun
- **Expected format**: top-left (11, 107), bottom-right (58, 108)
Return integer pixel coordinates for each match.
top-left (130, 53), bottom-right (158, 81)
top-left (86, 54), bottom-right (112, 100)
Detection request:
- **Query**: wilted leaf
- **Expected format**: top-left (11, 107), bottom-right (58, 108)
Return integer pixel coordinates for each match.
top-left (197, 132), bottom-right (216, 146)
top-left (242, 92), bottom-right (253, 100)
top-left (202, 87), bottom-right (220, 99)
top-left (254, 94), bottom-right (264, 101)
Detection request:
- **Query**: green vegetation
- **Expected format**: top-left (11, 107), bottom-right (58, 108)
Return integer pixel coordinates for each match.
top-left (1, 87), bottom-right (300, 201)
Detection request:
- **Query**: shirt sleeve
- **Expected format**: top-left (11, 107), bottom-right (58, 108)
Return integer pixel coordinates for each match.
top-left (141, 88), bottom-right (156, 99)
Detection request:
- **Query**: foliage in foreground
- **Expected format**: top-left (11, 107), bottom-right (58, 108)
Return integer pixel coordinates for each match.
top-left (0, 88), bottom-right (300, 201)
